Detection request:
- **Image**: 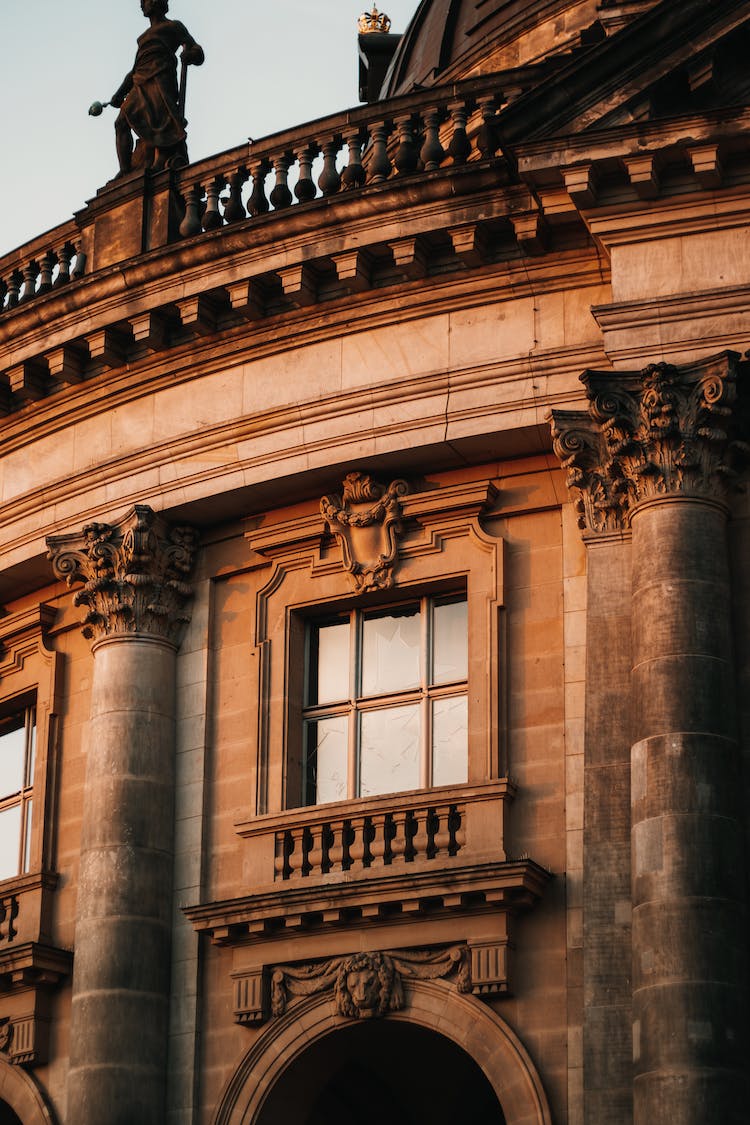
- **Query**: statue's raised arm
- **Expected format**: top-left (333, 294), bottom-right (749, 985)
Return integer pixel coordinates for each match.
top-left (111, 0), bottom-right (204, 176)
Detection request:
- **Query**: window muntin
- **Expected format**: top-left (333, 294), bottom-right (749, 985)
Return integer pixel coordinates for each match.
top-left (0, 706), bottom-right (36, 881)
top-left (303, 595), bottom-right (468, 805)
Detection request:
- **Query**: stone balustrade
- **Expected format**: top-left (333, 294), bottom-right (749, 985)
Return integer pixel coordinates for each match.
top-left (238, 780), bottom-right (514, 889)
top-left (0, 219), bottom-right (85, 315)
top-left (173, 75), bottom-right (504, 239)
top-left (274, 795), bottom-right (466, 882)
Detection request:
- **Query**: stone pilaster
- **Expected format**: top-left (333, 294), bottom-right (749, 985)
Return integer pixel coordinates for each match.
top-left (552, 352), bottom-right (749, 1125)
top-left (48, 505), bottom-right (197, 1125)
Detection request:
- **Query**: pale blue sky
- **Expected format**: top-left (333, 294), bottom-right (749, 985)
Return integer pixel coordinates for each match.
top-left (1, 0), bottom-right (419, 256)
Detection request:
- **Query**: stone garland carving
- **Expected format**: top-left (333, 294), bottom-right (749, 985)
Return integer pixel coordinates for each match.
top-left (551, 355), bottom-right (749, 534)
top-left (320, 472), bottom-right (409, 591)
top-left (0, 1020), bottom-right (12, 1055)
top-left (47, 504), bottom-right (198, 643)
top-left (271, 946), bottom-right (470, 1020)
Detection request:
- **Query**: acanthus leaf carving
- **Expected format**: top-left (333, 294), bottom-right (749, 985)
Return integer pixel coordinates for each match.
top-left (320, 472), bottom-right (409, 591)
top-left (270, 945), bottom-right (471, 1020)
top-left (551, 353), bottom-right (749, 535)
top-left (47, 504), bottom-right (198, 644)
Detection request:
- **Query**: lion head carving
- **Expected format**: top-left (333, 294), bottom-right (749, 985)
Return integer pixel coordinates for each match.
top-left (334, 952), bottom-right (404, 1019)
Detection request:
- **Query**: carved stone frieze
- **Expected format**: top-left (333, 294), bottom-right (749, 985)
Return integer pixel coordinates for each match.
top-left (551, 353), bottom-right (748, 534)
top-left (47, 504), bottom-right (198, 644)
top-left (320, 472), bottom-right (409, 591)
top-left (269, 946), bottom-right (470, 1020)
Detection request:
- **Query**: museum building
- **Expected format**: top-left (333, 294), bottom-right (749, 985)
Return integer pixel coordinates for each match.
top-left (0, 0), bottom-right (749, 1122)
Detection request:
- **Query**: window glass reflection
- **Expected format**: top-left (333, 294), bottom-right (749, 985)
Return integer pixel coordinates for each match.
top-left (361, 607), bottom-right (421, 697)
top-left (0, 805), bottom-right (21, 881)
top-left (360, 704), bottom-right (421, 797)
top-left (433, 598), bottom-right (468, 685)
top-left (313, 621), bottom-right (350, 705)
top-left (0, 717), bottom-right (26, 800)
top-left (432, 695), bottom-right (468, 787)
top-left (305, 716), bottom-right (348, 805)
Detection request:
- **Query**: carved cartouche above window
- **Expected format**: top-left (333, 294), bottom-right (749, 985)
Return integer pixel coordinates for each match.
top-left (320, 472), bottom-right (409, 591)
top-left (47, 504), bottom-right (198, 643)
top-left (551, 352), bottom-right (749, 534)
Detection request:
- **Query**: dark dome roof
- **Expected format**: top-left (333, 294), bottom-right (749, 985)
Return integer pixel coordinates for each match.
top-left (381, 0), bottom-right (585, 96)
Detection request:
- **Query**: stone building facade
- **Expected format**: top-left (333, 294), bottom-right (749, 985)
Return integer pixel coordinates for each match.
top-left (0, 1), bottom-right (749, 1122)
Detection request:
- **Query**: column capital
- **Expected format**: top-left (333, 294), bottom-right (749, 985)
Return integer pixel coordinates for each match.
top-left (551, 351), bottom-right (748, 535)
top-left (47, 504), bottom-right (198, 645)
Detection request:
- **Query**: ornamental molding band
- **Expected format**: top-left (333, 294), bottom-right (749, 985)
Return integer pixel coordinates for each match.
top-left (46, 504), bottom-right (198, 643)
top-left (551, 351), bottom-right (749, 535)
top-left (320, 472), bottom-right (409, 591)
top-left (270, 947), bottom-right (470, 1021)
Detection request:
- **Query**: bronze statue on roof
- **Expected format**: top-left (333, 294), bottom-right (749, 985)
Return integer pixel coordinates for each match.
top-left (105, 0), bottom-right (204, 176)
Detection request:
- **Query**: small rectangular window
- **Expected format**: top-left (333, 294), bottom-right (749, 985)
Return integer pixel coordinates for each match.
top-left (302, 595), bottom-right (468, 805)
top-left (0, 706), bottom-right (36, 881)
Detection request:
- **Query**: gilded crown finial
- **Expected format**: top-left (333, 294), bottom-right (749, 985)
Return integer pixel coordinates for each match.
top-left (358, 4), bottom-right (392, 34)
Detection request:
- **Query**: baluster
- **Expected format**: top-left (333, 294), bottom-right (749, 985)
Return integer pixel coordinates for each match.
top-left (6, 270), bottom-right (23, 308)
top-left (38, 250), bottom-right (56, 294)
top-left (328, 818), bottom-right (345, 874)
top-left (369, 813), bottom-right (387, 868)
top-left (247, 159), bottom-right (271, 217)
top-left (274, 832), bottom-right (289, 880)
top-left (448, 100), bottom-right (472, 165)
top-left (433, 806), bottom-right (453, 858)
top-left (451, 804), bottom-right (466, 855)
top-left (270, 152), bottom-right (294, 210)
top-left (477, 95), bottom-right (500, 160)
top-left (318, 138), bottom-right (342, 197)
top-left (223, 169), bottom-right (248, 223)
top-left (341, 128), bottom-right (365, 190)
top-left (286, 828), bottom-right (302, 879)
top-left (301, 826), bottom-right (313, 876)
top-left (55, 243), bottom-right (74, 287)
top-left (71, 243), bottom-right (87, 279)
top-left (202, 177), bottom-right (224, 231)
top-left (420, 107), bottom-right (445, 171)
top-left (295, 146), bottom-right (317, 203)
top-left (348, 815), bottom-right (367, 871)
top-left (307, 823), bottom-right (325, 876)
top-left (21, 260), bottom-right (39, 302)
top-left (394, 114), bottom-right (418, 176)
top-left (0, 278), bottom-right (7, 312)
top-left (367, 120), bottom-right (392, 184)
top-left (412, 807), bottom-right (430, 861)
top-left (390, 810), bottom-right (408, 866)
top-left (179, 184), bottom-right (203, 238)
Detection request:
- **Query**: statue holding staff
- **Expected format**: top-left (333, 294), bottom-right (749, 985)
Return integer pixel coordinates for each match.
top-left (94, 0), bottom-right (204, 176)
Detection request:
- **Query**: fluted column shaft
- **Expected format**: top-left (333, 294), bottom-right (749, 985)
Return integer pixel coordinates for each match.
top-left (630, 496), bottom-right (746, 1122)
top-left (48, 505), bottom-right (197, 1125)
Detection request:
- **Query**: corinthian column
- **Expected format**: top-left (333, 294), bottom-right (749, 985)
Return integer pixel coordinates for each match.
top-left (48, 505), bottom-right (197, 1125)
top-left (553, 353), bottom-right (749, 1125)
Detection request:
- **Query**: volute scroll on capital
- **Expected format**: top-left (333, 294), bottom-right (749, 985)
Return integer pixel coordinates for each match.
top-left (46, 504), bottom-right (198, 645)
top-left (551, 352), bottom-right (750, 535)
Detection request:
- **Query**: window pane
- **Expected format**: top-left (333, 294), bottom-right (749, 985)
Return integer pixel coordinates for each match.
top-left (432, 695), bottom-right (468, 787)
top-left (360, 704), bottom-right (421, 797)
top-left (26, 717), bottom-right (37, 788)
top-left (0, 716), bottom-right (26, 800)
top-left (433, 597), bottom-right (468, 685)
top-left (22, 799), bottom-right (33, 873)
top-left (0, 804), bottom-right (21, 880)
top-left (305, 716), bottom-right (348, 805)
top-left (312, 621), bottom-right (350, 705)
top-left (361, 607), bottom-right (421, 697)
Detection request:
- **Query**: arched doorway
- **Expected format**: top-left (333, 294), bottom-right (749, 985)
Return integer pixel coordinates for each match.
top-left (214, 980), bottom-right (551, 1125)
top-left (0, 1061), bottom-right (56, 1125)
top-left (256, 1020), bottom-right (505, 1125)
top-left (0, 1104), bottom-right (22, 1125)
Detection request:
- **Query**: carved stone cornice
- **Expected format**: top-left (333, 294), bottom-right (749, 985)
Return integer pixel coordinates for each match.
top-left (551, 352), bottom-right (748, 534)
top-left (47, 505), bottom-right (198, 644)
top-left (320, 472), bottom-right (409, 591)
